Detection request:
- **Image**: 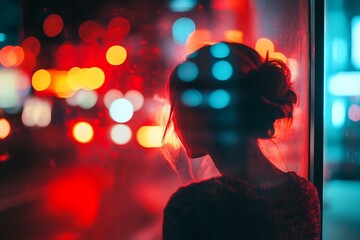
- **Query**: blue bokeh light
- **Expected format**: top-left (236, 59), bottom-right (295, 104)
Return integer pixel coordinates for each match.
top-left (169, 0), bottom-right (197, 12)
top-left (182, 89), bottom-right (202, 107)
top-left (212, 61), bottom-right (233, 81)
top-left (210, 42), bottom-right (230, 58)
top-left (177, 61), bottom-right (199, 82)
top-left (208, 89), bottom-right (231, 109)
top-left (172, 17), bottom-right (196, 45)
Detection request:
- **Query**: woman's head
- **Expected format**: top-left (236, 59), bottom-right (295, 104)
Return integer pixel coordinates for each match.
top-left (166, 42), bottom-right (297, 158)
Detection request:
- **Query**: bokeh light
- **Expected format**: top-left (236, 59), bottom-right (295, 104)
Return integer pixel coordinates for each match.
top-left (103, 89), bottom-right (123, 108)
top-left (172, 17), bottom-right (196, 45)
top-left (106, 45), bottom-right (127, 65)
top-left (43, 14), bottom-right (64, 37)
top-left (21, 36), bottom-right (41, 56)
top-left (177, 61), bottom-right (198, 82)
top-left (288, 58), bottom-right (299, 82)
top-left (75, 90), bottom-right (98, 109)
top-left (22, 98), bottom-right (52, 127)
top-left (67, 67), bottom-right (105, 91)
top-left (185, 29), bottom-right (212, 54)
top-left (73, 122), bottom-right (94, 143)
top-left (105, 17), bottom-right (130, 44)
top-left (255, 38), bottom-right (274, 58)
top-left (0, 118), bottom-right (11, 139)
top-left (55, 43), bottom-right (76, 69)
top-left (79, 20), bottom-right (103, 44)
top-left (109, 98), bottom-right (134, 123)
top-left (212, 60), bottom-right (233, 80)
top-left (32, 69), bottom-right (51, 91)
top-left (181, 89), bottom-right (202, 107)
top-left (348, 104), bottom-right (360, 122)
top-left (110, 124), bottom-right (132, 145)
top-left (0, 69), bottom-right (30, 110)
top-left (136, 126), bottom-right (163, 148)
top-left (124, 90), bottom-right (144, 111)
top-left (169, 0), bottom-right (197, 12)
top-left (271, 52), bottom-right (287, 63)
top-left (332, 100), bottom-right (346, 128)
top-left (0, 45), bottom-right (25, 67)
top-left (210, 42), bottom-right (230, 58)
top-left (225, 30), bottom-right (243, 43)
top-left (209, 89), bottom-right (231, 109)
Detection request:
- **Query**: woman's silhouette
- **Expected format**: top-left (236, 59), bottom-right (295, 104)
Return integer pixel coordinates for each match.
top-left (162, 42), bottom-right (320, 240)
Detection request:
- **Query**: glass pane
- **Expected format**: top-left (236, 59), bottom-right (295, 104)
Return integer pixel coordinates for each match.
top-left (324, 0), bottom-right (360, 239)
top-left (0, 0), bottom-right (309, 239)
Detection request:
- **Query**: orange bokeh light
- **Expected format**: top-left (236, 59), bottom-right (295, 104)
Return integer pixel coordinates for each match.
top-left (225, 30), bottom-right (243, 43)
top-left (43, 14), bottom-right (64, 37)
top-left (72, 122), bottom-right (94, 143)
top-left (185, 29), bottom-right (213, 55)
top-left (106, 45), bottom-right (127, 65)
top-left (0, 45), bottom-right (25, 67)
top-left (0, 118), bottom-right (11, 139)
top-left (255, 38), bottom-right (275, 59)
top-left (32, 69), bottom-right (51, 91)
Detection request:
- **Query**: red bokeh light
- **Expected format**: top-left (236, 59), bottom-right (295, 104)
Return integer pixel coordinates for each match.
top-left (55, 43), bottom-right (77, 69)
top-left (43, 14), bottom-right (64, 37)
top-left (21, 36), bottom-right (41, 56)
top-left (104, 17), bottom-right (130, 45)
top-left (78, 20), bottom-right (104, 44)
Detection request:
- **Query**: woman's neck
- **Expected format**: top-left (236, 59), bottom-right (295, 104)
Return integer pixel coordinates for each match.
top-left (208, 138), bottom-right (286, 186)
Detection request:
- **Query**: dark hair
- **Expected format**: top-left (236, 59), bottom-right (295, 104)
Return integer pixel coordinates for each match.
top-left (164, 42), bottom-right (297, 152)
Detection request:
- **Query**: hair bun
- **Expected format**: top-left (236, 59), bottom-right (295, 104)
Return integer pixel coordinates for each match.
top-left (242, 59), bottom-right (297, 138)
top-left (250, 59), bottom-right (297, 119)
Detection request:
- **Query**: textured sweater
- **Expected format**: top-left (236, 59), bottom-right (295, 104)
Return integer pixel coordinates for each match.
top-left (163, 171), bottom-right (320, 240)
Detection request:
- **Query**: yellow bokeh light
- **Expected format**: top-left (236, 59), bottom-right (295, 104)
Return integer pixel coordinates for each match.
top-left (0, 118), bottom-right (11, 139)
top-left (32, 69), bottom-right (51, 91)
top-left (270, 52), bottom-right (287, 64)
top-left (136, 126), bottom-right (164, 148)
top-left (255, 38), bottom-right (275, 59)
top-left (73, 122), bottom-right (94, 143)
top-left (106, 45), bottom-right (127, 65)
top-left (83, 67), bottom-right (105, 90)
top-left (225, 30), bottom-right (243, 43)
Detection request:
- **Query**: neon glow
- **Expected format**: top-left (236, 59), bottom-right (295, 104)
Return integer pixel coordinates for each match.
top-left (169, 0), bottom-right (197, 12)
top-left (136, 126), bottom-right (164, 148)
top-left (177, 61), bottom-right (198, 82)
top-left (331, 100), bottom-right (346, 128)
top-left (210, 42), bottom-right (230, 58)
top-left (352, 16), bottom-right (360, 69)
top-left (212, 60), bottom-right (233, 81)
top-left (0, 118), bottom-right (11, 139)
top-left (109, 98), bottom-right (134, 123)
top-left (0, 33), bottom-right (5, 42)
top-left (329, 72), bottom-right (360, 96)
top-left (181, 89), bottom-right (202, 107)
top-left (172, 17), bottom-right (196, 45)
top-left (209, 89), bottom-right (231, 109)
top-left (72, 122), bottom-right (94, 143)
top-left (111, 124), bottom-right (132, 145)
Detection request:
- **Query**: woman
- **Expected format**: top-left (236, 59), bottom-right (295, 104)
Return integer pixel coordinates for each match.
top-left (162, 42), bottom-right (320, 240)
